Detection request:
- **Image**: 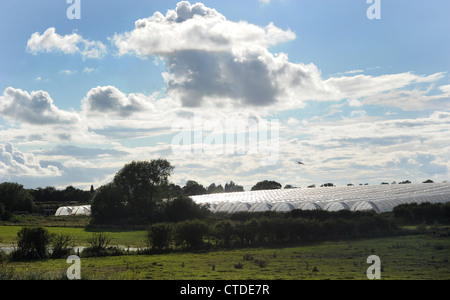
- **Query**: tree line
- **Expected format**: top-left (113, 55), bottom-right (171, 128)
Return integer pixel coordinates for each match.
top-left (0, 183), bottom-right (94, 220)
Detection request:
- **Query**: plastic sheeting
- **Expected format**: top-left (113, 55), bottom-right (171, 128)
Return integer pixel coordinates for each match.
top-left (55, 205), bottom-right (91, 216)
top-left (192, 182), bottom-right (450, 214)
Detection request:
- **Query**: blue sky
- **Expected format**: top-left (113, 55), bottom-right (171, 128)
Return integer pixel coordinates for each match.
top-left (0, 0), bottom-right (449, 190)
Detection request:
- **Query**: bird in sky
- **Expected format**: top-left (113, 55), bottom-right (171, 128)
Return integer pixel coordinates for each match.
top-left (297, 161), bottom-right (305, 165)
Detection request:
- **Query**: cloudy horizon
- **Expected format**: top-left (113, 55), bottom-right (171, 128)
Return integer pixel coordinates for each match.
top-left (1, 0), bottom-right (449, 190)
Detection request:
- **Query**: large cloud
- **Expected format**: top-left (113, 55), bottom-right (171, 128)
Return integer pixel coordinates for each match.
top-left (112, 1), bottom-right (315, 109)
top-left (0, 143), bottom-right (61, 180)
top-left (0, 87), bottom-right (80, 125)
top-left (112, 1), bottom-right (295, 56)
top-left (82, 86), bottom-right (155, 117)
top-left (112, 1), bottom-right (448, 112)
top-left (27, 27), bottom-right (106, 59)
top-left (161, 46), bottom-right (335, 108)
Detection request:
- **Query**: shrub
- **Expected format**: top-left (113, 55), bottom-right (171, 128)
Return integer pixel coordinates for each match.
top-left (174, 219), bottom-right (209, 250)
top-left (82, 233), bottom-right (116, 257)
top-left (12, 227), bottom-right (50, 260)
top-left (147, 223), bottom-right (172, 251)
top-left (214, 221), bottom-right (235, 247)
top-left (50, 233), bottom-right (74, 259)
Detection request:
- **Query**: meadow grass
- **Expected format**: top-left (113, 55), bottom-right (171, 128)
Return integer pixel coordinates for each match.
top-left (0, 225), bottom-right (148, 248)
top-left (2, 233), bottom-right (449, 280)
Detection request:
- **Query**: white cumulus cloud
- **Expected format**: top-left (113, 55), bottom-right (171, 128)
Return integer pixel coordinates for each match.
top-left (82, 86), bottom-right (155, 117)
top-left (27, 27), bottom-right (107, 59)
top-left (0, 143), bottom-right (61, 179)
top-left (0, 87), bottom-right (80, 125)
top-left (112, 1), bottom-right (295, 56)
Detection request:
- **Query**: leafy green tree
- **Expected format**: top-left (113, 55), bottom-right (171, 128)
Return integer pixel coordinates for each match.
top-left (163, 196), bottom-right (210, 223)
top-left (251, 180), bottom-right (282, 191)
top-left (214, 221), bottom-right (235, 247)
top-left (207, 183), bottom-right (224, 194)
top-left (182, 180), bottom-right (207, 196)
top-left (163, 183), bottom-right (183, 199)
top-left (174, 219), bottom-right (209, 250)
top-left (147, 223), bottom-right (172, 251)
top-left (113, 159), bottom-right (174, 221)
top-left (224, 181), bottom-right (244, 193)
top-left (90, 183), bottom-right (126, 224)
top-left (0, 182), bottom-right (33, 215)
top-left (13, 227), bottom-right (50, 260)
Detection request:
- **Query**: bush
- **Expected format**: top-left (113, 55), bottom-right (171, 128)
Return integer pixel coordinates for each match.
top-left (214, 221), bottom-right (235, 247)
top-left (393, 202), bottom-right (450, 225)
top-left (12, 227), bottom-right (50, 260)
top-left (174, 219), bottom-right (209, 250)
top-left (50, 233), bottom-right (74, 259)
top-left (82, 233), bottom-right (116, 257)
top-left (147, 223), bottom-right (172, 251)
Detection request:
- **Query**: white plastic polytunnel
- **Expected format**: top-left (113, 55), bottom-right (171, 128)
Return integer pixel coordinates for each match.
top-left (55, 205), bottom-right (91, 216)
top-left (191, 182), bottom-right (450, 214)
top-left (297, 202), bottom-right (323, 211)
top-left (72, 205), bottom-right (91, 216)
top-left (271, 202), bottom-right (295, 212)
top-left (323, 202), bottom-right (351, 212)
top-left (249, 202), bottom-right (273, 213)
top-left (228, 202), bottom-right (251, 214)
top-left (215, 202), bottom-right (235, 213)
top-left (54, 206), bottom-right (73, 216)
top-left (351, 201), bottom-right (382, 213)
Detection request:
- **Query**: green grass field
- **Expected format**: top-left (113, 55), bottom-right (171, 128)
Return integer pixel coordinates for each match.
top-left (2, 231), bottom-right (449, 280)
top-left (0, 225), bottom-right (148, 249)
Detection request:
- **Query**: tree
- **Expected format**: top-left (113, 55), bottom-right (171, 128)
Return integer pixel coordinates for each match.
top-left (214, 221), bottom-right (235, 247)
top-left (224, 181), bottom-right (244, 193)
top-left (163, 183), bottom-right (183, 199)
top-left (163, 196), bottom-right (210, 222)
top-left (147, 223), bottom-right (172, 251)
top-left (207, 183), bottom-right (224, 194)
top-left (182, 180), bottom-right (207, 196)
top-left (174, 219), bottom-right (209, 250)
top-left (13, 227), bottom-right (50, 260)
top-left (0, 182), bottom-right (33, 215)
top-left (251, 180), bottom-right (282, 191)
top-left (113, 159), bottom-right (174, 220)
top-left (90, 183), bottom-right (126, 224)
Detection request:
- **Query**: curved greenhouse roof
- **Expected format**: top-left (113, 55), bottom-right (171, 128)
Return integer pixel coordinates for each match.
top-left (192, 182), bottom-right (450, 214)
top-left (55, 205), bottom-right (91, 216)
top-left (55, 206), bottom-right (74, 216)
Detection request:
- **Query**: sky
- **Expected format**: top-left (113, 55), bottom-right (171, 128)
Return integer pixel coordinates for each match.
top-left (0, 0), bottom-right (449, 190)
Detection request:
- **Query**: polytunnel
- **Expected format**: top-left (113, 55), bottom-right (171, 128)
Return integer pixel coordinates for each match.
top-left (228, 202), bottom-right (251, 214)
top-left (323, 201), bottom-right (350, 212)
top-left (71, 205), bottom-right (91, 216)
top-left (271, 202), bottom-right (295, 212)
top-left (55, 206), bottom-right (73, 216)
top-left (215, 202), bottom-right (235, 213)
top-left (249, 202), bottom-right (273, 212)
top-left (297, 202), bottom-right (323, 211)
top-left (351, 201), bottom-right (381, 213)
top-left (188, 182), bottom-right (450, 214)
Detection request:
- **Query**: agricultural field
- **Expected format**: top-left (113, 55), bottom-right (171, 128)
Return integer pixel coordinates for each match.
top-left (1, 231), bottom-right (449, 280)
top-left (0, 225), bottom-right (148, 249)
